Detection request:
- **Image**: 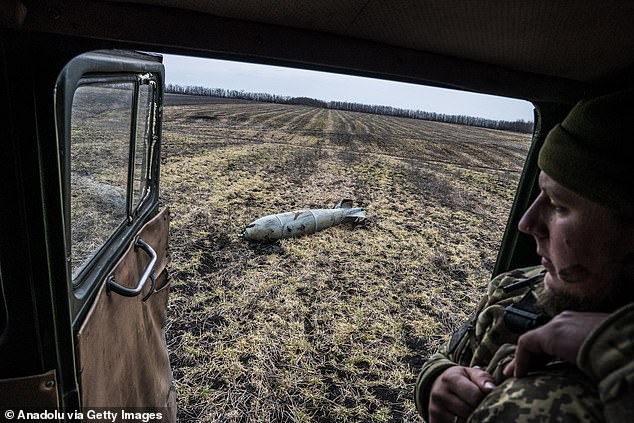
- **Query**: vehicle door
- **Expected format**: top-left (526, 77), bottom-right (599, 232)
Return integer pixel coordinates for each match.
top-left (56, 50), bottom-right (175, 418)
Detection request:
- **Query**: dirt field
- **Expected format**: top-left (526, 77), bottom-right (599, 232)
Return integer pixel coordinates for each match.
top-left (160, 95), bottom-right (532, 422)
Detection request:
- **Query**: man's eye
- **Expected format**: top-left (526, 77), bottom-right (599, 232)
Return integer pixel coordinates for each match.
top-left (550, 202), bottom-right (566, 212)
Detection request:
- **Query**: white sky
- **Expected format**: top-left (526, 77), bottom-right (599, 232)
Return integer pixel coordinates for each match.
top-left (162, 54), bottom-right (534, 122)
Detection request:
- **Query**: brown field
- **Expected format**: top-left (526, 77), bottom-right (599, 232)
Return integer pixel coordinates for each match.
top-left (160, 95), bottom-right (532, 422)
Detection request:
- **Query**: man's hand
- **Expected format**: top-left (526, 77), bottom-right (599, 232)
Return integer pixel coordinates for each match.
top-left (504, 310), bottom-right (608, 378)
top-left (428, 365), bottom-right (496, 423)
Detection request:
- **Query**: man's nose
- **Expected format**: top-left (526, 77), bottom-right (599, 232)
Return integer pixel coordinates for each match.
top-left (518, 196), bottom-right (547, 238)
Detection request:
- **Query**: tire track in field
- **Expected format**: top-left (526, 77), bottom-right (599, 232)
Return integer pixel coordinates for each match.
top-left (162, 126), bottom-right (525, 175)
top-left (164, 103), bottom-right (530, 172)
top-left (282, 107), bottom-right (322, 132)
top-left (247, 140), bottom-right (523, 174)
top-left (304, 108), bottom-right (330, 132)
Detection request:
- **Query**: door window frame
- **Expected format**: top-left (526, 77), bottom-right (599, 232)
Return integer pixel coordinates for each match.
top-left (55, 50), bottom-right (165, 323)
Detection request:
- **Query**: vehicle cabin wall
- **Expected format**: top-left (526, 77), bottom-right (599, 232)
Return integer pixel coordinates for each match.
top-left (0, 30), bottom-right (105, 407)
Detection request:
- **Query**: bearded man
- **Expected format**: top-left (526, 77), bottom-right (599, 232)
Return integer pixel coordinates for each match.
top-left (415, 89), bottom-right (634, 423)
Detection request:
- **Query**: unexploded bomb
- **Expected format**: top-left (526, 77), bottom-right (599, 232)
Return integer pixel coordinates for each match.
top-left (239, 200), bottom-right (366, 242)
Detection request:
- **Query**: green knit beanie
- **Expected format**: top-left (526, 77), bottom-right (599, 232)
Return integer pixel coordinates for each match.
top-left (538, 89), bottom-right (634, 213)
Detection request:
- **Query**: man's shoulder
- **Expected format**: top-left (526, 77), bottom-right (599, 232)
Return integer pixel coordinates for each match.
top-left (491, 265), bottom-right (545, 286)
top-left (485, 265), bottom-right (545, 305)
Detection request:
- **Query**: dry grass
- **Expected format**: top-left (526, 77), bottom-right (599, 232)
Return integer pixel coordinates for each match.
top-left (160, 96), bottom-right (531, 422)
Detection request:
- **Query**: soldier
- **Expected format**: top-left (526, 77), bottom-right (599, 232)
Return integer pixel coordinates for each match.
top-left (415, 89), bottom-right (634, 422)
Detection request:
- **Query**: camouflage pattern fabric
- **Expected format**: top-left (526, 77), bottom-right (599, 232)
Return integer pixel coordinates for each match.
top-left (415, 266), bottom-right (546, 420)
top-left (469, 363), bottom-right (603, 423)
top-left (577, 302), bottom-right (634, 422)
top-left (414, 265), bottom-right (634, 423)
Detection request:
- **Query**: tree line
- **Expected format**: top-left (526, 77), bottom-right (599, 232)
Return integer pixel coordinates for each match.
top-left (165, 84), bottom-right (533, 133)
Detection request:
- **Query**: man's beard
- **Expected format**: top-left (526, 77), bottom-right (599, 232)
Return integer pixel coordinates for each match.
top-left (537, 266), bottom-right (634, 314)
top-left (537, 285), bottom-right (602, 314)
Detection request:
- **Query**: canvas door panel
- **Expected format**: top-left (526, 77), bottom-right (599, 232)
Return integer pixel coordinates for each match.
top-left (76, 207), bottom-right (174, 417)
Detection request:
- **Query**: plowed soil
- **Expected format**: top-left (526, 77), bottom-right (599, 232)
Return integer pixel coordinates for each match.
top-left (161, 95), bottom-right (531, 422)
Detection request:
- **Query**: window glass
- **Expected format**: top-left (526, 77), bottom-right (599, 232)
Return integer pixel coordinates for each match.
top-left (70, 81), bottom-right (133, 275)
top-left (132, 82), bottom-right (153, 210)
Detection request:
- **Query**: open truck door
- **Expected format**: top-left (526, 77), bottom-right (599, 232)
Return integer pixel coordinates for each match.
top-left (58, 51), bottom-right (175, 416)
top-left (0, 49), bottom-right (175, 419)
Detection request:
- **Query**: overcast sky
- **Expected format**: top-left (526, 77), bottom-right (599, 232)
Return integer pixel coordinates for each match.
top-left (162, 54), bottom-right (534, 122)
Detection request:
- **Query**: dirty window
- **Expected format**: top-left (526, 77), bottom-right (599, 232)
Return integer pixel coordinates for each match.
top-left (132, 82), bottom-right (154, 211)
top-left (70, 81), bottom-right (133, 276)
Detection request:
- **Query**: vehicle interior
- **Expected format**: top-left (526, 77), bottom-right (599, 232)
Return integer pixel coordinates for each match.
top-left (1, 0), bottom-right (633, 418)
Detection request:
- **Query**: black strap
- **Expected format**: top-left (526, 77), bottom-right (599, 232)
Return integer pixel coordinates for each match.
top-left (504, 289), bottom-right (551, 333)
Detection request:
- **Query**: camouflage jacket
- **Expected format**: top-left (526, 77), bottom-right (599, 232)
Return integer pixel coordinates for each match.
top-left (415, 265), bottom-right (634, 422)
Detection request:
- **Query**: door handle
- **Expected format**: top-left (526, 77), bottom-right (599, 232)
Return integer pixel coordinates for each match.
top-left (107, 238), bottom-right (157, 297)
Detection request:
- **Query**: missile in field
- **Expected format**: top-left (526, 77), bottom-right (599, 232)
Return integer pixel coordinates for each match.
top-left (239, 200), bottom-right (366, 242)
